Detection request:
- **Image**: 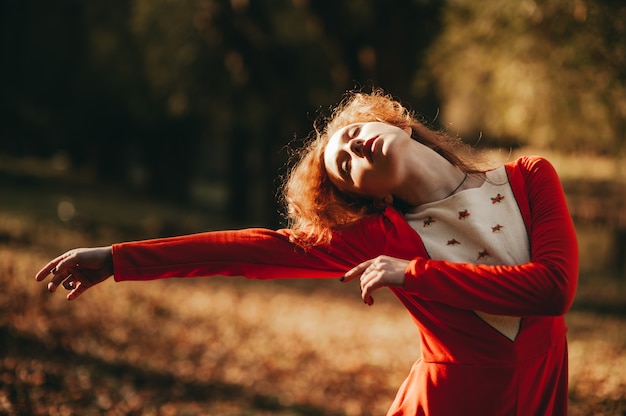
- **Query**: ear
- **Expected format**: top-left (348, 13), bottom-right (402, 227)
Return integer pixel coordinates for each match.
top-left (404, 126), bottom-right (412, 136)
top-left (373, 194), bottom-right (394, 210)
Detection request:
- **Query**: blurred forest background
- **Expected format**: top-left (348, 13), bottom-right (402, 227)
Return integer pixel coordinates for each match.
top-left (1, 0), bottom-right (626, 415)
top-left (2, 0), bottom-right (626, 225)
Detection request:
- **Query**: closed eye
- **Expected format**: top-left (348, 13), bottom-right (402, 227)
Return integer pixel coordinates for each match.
top-left (348, 125), bottom-right (361, 139)
top-left (340, 157), bottom-right (351, 179)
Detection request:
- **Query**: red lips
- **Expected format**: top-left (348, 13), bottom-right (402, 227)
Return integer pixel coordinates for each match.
top-left (363, 136), bottom-right (378, 162)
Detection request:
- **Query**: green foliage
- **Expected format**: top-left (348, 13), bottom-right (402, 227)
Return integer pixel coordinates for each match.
top-left (423, 0), bottom-right (626, 152)
top-left (1, 0), bottom-right (625, 225)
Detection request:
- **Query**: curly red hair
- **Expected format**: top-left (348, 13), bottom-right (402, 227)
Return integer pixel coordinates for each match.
top-left (282, 89), bottom-right (479, 247)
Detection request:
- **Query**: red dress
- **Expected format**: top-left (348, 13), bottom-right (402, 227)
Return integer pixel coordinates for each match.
top-left (112, 156), bottom-right (578, 415)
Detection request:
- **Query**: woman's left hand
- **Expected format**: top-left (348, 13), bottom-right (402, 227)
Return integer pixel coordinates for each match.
top-left (342, 255), bottom-right (409, 306)
top-left (35, 246), bottom-right (114, 300)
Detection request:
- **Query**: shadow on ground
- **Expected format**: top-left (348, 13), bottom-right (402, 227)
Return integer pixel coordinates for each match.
top-left (1, 326), bottom-right (342, 416)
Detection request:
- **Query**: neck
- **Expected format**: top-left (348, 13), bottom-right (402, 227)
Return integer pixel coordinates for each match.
top-left (444, 172), bottom-right (468, 199)
top-left (393, 145), bottom-right (469, 207)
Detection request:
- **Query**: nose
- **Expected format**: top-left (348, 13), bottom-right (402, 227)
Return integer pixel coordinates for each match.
top-left (348, 139), bottom-right (365, 158)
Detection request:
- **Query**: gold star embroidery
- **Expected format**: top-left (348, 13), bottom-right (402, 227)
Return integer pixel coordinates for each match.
top-left (491, 193), bottom-right (505, 204)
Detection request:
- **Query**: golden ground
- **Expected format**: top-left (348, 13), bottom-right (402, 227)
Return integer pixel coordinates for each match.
top-left (1, 222), bottom-right (625, 415)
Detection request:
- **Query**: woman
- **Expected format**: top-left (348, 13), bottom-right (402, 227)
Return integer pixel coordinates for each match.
top-left (36, 89), bottom-right (578, 415)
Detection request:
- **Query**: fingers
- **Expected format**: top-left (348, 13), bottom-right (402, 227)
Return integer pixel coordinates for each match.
top-left (341, 256), bottom-right (409, 306)
top-left (52, 267), bottom-right (90, 300)
top-left (35, 250), bottom-right (78, 292)
top-left (342, 259), bottom-right (373, 282)
top-left (35, 256), bottom-right (64, 281)
top-left (48, 267), bottom-right (89, 300)
top-left (341, 258), bottom-right (377, 305)
top-left (54, 253), bottom-right (81, 276)
top-left (360, 270), bottom-right (378, 306)
top-left (67, 280), bottom-right (89, 301)
top-left (62, 278), bottom-right (77, 290)
top-left (36, 248), bottom-right (111, 300)
top-left (47, 266), bottom-right (77, 292)
top-left (35, 250), bottom-right (81, 293)
top-left (35, 250), bottom-right (78, 281)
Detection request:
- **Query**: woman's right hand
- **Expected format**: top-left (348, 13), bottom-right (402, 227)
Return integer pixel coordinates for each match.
top-left (35, 246), bottom-right (114, 300)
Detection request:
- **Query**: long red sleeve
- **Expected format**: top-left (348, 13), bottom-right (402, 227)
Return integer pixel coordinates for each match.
top-left (402, 156), bottom-right (578, 316)
top-left (112, 212), bottom-right (389, 282)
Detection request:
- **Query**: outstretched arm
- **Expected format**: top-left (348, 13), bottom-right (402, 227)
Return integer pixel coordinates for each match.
top-left (36, 214), bottom-right (390, 300)
top-left (112, 223), bottom-right (387, 281)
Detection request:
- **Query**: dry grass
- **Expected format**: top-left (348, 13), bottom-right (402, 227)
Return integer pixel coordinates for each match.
top-left (0, 220), bottom-right (625, 415)
top-left (1, 242), bottom-right (418, 415)
top-left (567, 312), bottom-right (626, 416)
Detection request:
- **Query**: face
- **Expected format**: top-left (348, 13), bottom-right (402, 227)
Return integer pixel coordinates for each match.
top-left (323, 121), bottom-right (413, 200)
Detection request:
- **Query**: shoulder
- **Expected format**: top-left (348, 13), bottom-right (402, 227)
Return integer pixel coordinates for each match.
top-left (504, 155), bottom-right (566, 214)
top-left (504, 155), bottom-right (560, 187)
top-left (505, 155), bottom-right (556, 174)
top-left (505, 155), bottom-right (553, 172)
